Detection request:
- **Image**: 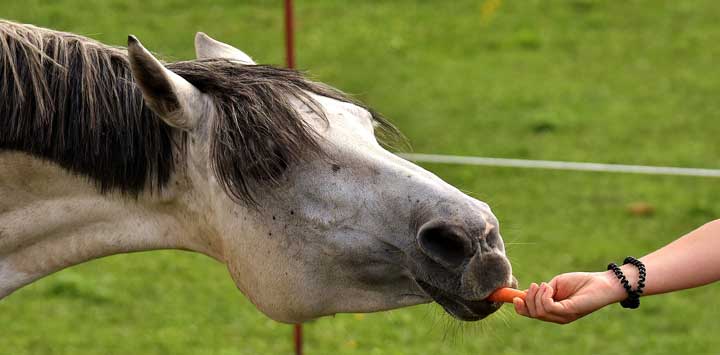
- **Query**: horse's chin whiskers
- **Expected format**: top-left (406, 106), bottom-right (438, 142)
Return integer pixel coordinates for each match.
top-left (494, 307), bottom-right (513, 328)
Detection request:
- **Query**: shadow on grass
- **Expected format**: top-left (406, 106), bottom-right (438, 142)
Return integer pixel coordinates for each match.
top-left (44, 279), bottom-right (113, 305)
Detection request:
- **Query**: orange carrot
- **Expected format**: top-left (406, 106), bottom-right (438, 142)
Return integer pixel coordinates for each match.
top-left (487, 288), bottom-right (527, 303)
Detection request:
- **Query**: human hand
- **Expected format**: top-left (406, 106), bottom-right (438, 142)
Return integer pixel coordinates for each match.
top-left (513, 271), bottom-right (626, 324)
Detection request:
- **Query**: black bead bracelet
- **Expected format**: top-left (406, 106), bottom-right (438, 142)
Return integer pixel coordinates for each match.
top-left (607, 256), bottom-right (646, 309)
top-left (624, 256), bottom-right (647, 296)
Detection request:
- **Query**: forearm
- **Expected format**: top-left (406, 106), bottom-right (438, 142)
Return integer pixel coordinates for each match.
top-left (516, 220), bottom-right (720, 323)
top-left (610, 219), bottom-right (720, 299)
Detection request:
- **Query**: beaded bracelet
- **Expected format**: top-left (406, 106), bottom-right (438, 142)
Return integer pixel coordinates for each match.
top-left (624, 256), bottom-right (647, 296)
top-left (607, 257), bottom-right (646, 309)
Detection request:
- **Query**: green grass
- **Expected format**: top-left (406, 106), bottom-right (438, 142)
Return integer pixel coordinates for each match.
top-left (2, 0), bottom-right (720, 354)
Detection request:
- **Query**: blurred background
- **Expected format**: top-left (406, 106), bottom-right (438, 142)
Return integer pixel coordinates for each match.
top-left (2, 0), bottom-right (719, 354)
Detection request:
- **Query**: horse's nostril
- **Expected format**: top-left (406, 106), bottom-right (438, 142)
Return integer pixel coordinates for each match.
top-left (417, 221), bottom-right (474, 268)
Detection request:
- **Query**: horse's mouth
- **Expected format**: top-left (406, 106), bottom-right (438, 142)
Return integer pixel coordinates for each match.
top-left (415, 280), bottom-right (502, 321)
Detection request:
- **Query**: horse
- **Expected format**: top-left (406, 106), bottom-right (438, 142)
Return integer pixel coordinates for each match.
top-left (0, 20), bottom-right (515, 323)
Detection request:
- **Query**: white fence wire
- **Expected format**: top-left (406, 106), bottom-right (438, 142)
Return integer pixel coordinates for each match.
top-left (399, 153), bottom-right (720, 178)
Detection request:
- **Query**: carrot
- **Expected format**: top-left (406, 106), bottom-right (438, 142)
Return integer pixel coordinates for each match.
top-left (487, 288), bottom-right (527, 303)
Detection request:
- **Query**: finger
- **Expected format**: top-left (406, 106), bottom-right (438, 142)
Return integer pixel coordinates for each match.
top-left (542, 285), bottom-right (557, 313)
top-left (554, 299), bottom-right (576, 314)
top-left (526, 283), bottom-right (539, 317)
top-left (535, 289), bottom-right (573, 324)
top-left (534, 283), bottom-right (548, 317)
top-left (513, 298), bottom-right (529, 317)
top-left (540, 283), bottom-right (565, 314)
top-left (548, 275), bottom-right (570, 302)
top-left (548, 275), bottom-right (564, 296)
top-left (513, 297), bottom-right (572, 324)
top-left (516, 293), bottom-right (571, 324)
top-left (525, 283), bottom-right (537, 318)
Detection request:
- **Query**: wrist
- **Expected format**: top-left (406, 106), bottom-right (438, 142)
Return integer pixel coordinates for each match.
top-left (598, 270), bottom-right (631, 304)
top-left (599, 263), bottom-right (642, 304)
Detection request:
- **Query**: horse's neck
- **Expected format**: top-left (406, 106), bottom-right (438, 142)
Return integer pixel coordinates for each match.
top-left (0, 152), bottom-right (221, 299)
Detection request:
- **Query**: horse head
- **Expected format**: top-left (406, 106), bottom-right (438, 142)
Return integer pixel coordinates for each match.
top-left (127, 34), bottom-right (515, 323)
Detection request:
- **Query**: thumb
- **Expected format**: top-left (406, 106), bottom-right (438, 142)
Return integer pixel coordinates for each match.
top-left (513, 297), bottom-right (529, 317)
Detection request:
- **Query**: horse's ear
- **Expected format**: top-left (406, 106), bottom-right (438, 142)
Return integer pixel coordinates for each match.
top-left (127, 35), bottom-right (203, 130)
top-left (194, 32), bottom-right (256, 64)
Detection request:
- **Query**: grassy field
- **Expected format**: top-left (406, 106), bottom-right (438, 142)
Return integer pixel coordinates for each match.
top-left (2, 0), bottom-right (720, 354)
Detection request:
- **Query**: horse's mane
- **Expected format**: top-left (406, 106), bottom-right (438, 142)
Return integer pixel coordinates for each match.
top-left (0, 20), bottom-right (401, 202)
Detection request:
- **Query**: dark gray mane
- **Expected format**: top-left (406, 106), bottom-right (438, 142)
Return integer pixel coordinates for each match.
top-left (0, 21), bottom-right (401, 202)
